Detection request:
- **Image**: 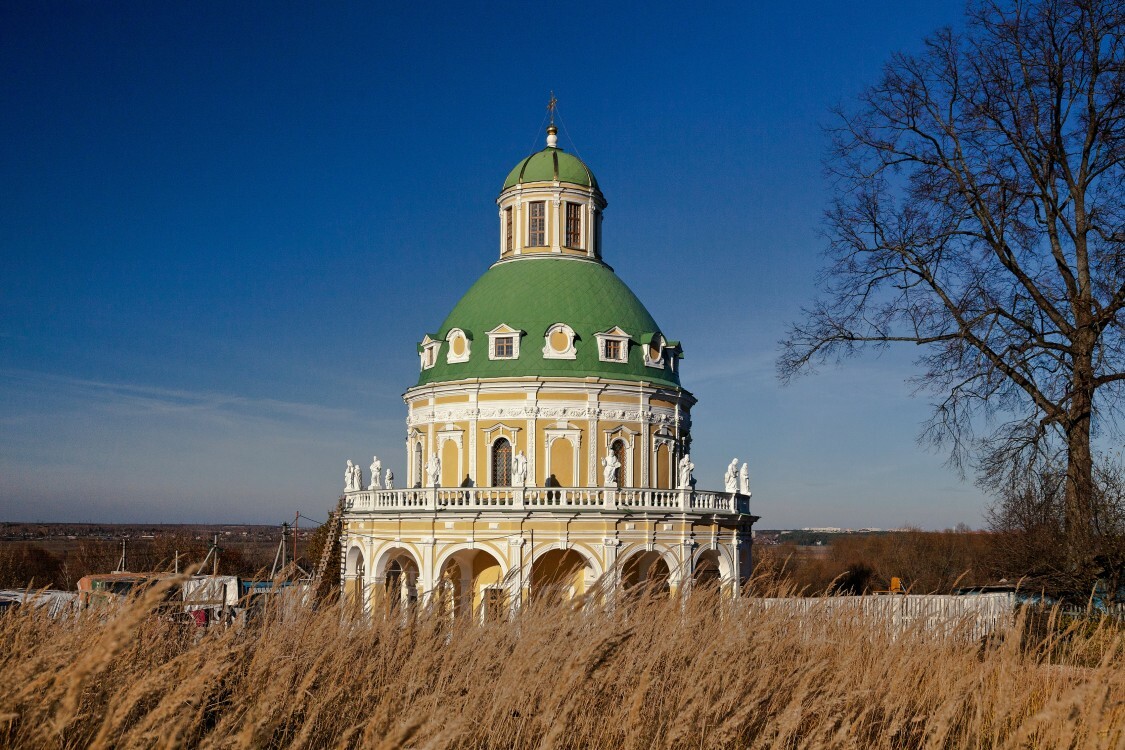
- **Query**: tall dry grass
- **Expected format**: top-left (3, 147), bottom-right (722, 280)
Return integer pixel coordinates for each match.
top-left (1, 581), bottom-right (1123, 749)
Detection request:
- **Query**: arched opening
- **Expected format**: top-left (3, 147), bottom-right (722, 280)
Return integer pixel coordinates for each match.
top-left (345, 546), bottom-right (366, 610)
top-left (378, 549), bottom-right (421, 613)
top-left (611, 439), bottom-right (626, 488)
top-left (620, 551), bottom-right (670, 597)
top-left (413, 443), bottom-right (423, 488)
top-left (491, 438), bottom-right (512, 487)
top-left (438, 548), bottom-right (506, 620)
top-left (693, 550), bottom-right (723, 590)
top-left (530, 548), bottom-right (593, 603)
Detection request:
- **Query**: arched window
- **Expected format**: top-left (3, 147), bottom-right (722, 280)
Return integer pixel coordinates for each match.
top-left (611, 439), bottom-right (626, 488)
top-left (413, 443), bottom-right (423, 488)
top-left (492, 438), bottom-right (512, 487)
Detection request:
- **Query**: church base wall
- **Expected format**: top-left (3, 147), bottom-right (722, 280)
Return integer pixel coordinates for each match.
top-left (339, 509), bottom-right (757, 617)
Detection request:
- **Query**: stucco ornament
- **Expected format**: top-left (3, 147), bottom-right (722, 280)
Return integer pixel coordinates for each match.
top-left (385, 469), bottom-right (394, 490)
top-left (739, 462), bottom-right (751, 496)
top-left (512, 451), bottom-right (528, 486)
top-left (426, 455), bottom-right (441, 487)
top-left (724, 458), bottom-right (739, 493)
top-left (677, 453), bottom-right (695, 489)
top-left (369, 455), bottom-right (382, 490)
top-left (601, 454), bottom-right (621, 487)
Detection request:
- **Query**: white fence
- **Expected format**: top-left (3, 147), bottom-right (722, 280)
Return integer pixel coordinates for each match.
top-left (344, 486), bottom-right (750, 515)
top-left (749, 592), bottom-right (1017, 641)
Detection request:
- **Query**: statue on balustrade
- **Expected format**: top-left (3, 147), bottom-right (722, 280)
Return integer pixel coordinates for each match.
top-left (369, 455), bottom-right (382, 490)
top-left (512, 451), bottom-right (528, 487)
top-left (739, 462), bottom-right (751, 496)
top-left (426, 455), bottom-right (441, 487)
top-left (724, 458), bottom-right (739, 493)
top-left (601, 453), bottom-right (621, 487)
top-left (677, 453), bottom-right (695, 489)
top-left (385, 469), bottom-right (394, 490)
top-left (345, 459), bottom-right (361, 492)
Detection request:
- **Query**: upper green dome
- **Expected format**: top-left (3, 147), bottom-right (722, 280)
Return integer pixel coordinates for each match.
top-left (416, 257), bottom-right (680, 388)
top-left (502, 147), bottom-right (600, 192)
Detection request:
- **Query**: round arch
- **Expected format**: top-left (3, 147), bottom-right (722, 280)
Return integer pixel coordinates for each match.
top-left (344, 545), bottom-right (366, 608)
top-left (691, 545), bottom-right (735, 589)
top-left (373, 544), bottom-right (422, 579)
top-left (528, 543), bottom-right (602, 603)
top-left (618, 548), bottom-right (672, 596)
top-left (436, 545), bottom-right (509, 620)
top-left (433, 541), bottom-right (510, 580)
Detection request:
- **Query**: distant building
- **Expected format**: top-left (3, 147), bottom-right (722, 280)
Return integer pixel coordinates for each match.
top-left (338, 122), bottom-right (758, 616)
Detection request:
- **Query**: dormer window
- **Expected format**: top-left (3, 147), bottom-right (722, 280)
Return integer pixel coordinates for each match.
top-left (643, 333), bottom-right (666, 369)
top-left (595, 327), bottom-right (631, 363)
top-left (487, 324), bottom-right (523, 360)
top-left (446, 328), bottom-right (472, 364)
top-left (528, 201), bottom-right (546, 246)
top-left (419, 335), bottom-right (441, 370)
top-left (543, 323), bottom-right (577, 360)
top-left (565, 203), bottom-right (582, 248)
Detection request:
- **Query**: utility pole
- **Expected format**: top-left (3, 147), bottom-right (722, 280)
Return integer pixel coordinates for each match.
top-left (293, 511), bottom-right (299, 568)
top-left (212, 534), bottom-right (219, 576)
top-left (116, 538), bottom-right (127, 572)
top-left (270, 523), bottom-right (289, 579)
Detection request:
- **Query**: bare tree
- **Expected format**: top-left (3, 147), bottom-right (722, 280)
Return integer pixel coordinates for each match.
top-left (988, 452), bottom-right (1125, 599)
top-left (779, 0), bottom-right (1125, 583)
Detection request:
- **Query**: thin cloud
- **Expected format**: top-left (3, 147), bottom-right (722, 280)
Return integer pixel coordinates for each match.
top-left (0, 368), bottom-right (359, 425)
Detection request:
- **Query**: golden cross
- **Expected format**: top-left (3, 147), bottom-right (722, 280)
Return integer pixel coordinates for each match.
top-left (547, 91), bottom-right (557, 124)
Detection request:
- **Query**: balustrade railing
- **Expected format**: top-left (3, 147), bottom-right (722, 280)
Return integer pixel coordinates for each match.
top-left (344, 486), bottom-right (750, 515)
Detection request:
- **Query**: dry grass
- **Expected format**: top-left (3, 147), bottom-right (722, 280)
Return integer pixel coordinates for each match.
top-left (1, 582), bottom-right (1123, 749)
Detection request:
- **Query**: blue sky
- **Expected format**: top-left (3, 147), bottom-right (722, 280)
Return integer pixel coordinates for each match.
top-left (0, 1), bottom-right (988, 528)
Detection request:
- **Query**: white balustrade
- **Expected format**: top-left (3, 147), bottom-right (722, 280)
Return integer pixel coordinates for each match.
top-left (343, 486), bottom-right (750, 515)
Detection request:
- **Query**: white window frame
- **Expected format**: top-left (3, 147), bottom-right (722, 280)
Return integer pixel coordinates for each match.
top-left (564, 202), bottom-right (582, 249)
top-left (487, 324), bottom-right (522, 360)
top-left (419, 335), bottom-right (441, 370)
top-left (643, 334), bottom-right (665, 369)
top-left (595, 327), bottom-right (631, 364)
top-left (527, 201), bottom-right (546, 246)
top-left (542, 322), bottom-right (577, 360)
top-left (445, 328), bottom-right (472, 364)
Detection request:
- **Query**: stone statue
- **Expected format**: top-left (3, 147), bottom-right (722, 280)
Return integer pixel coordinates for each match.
top-left (369, 455), bottom-right (382, 490)
top-left (512, 451), bottom-right (528, 486)
top-left (345, 460), bottom-right (358, 492)
top-left (739, 462), bottom-right (751, 496)
top-left (426, 454), bottom-right (441, 487)
top-left (724, 458), bottom-right (739, 493)
top-left (602, 454), bottom-right (621, 487)
top-left (678, 453), bottom-right (695, 489)
top-left (352, 462), bottom-right (363, 492)
top-left (385, 469), bottom-right (394, 490)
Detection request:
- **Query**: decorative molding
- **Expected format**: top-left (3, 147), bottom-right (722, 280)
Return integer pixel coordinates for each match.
top-left (486, 323), bottom-right (522, 360)
top-left (594, 327), bottom-right (631, 364)
top-left (542, 322), bottom-right (578, 360)
top-left (445, 328), bottom-right (472, 364)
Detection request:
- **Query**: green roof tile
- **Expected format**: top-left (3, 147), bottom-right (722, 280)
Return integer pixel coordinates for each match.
top-left (416, 257), bottom-right (680, 388)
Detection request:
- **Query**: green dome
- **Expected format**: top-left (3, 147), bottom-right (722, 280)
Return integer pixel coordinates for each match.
top-left (502, 147), bottom-right (600, 191)
top-left (417, 257), bottom-right (680, 388)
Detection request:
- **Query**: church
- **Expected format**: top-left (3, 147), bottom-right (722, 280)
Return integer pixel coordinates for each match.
top-left (338, 119), bottom-right (758, 616)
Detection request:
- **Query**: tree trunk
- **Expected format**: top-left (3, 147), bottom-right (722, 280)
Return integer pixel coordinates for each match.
top-left (1065, 353), bottom-right (1096, 582)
